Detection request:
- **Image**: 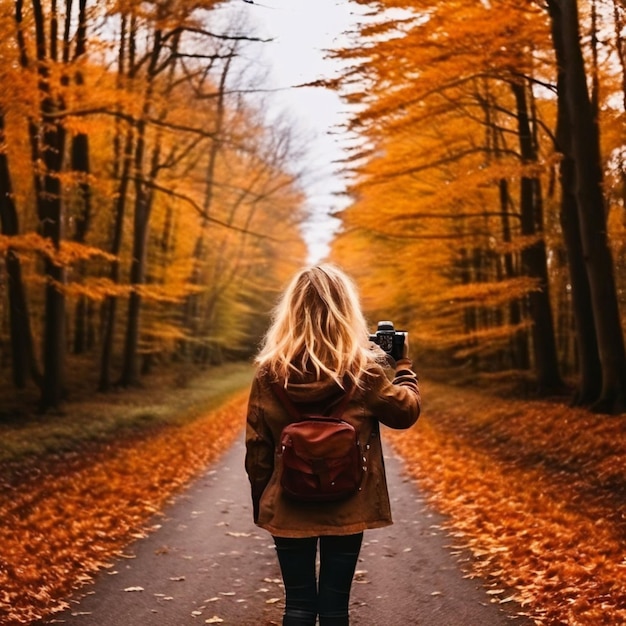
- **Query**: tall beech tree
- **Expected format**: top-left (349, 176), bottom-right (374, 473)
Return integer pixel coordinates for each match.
top-left (119, 20), bottom-right (171, 387)
top-left (16, 0), bottom-right (69, 410)
top-left (99, 9), bottom-right (137, 392)
top-left (0, 110), bottom-right (40, 389)
top-left (511, 78), bottom-right (563, 392)
top-left (546, 0), bottom-right (626, 413)
top-left (68, 0), bottom-right (94, 356)
top-left (182, 40), bottom-right (236, 364)
top-left (549, 0), bottom-right (602, 405)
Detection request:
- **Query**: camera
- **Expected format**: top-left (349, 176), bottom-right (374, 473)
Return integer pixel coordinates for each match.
top-left (369, 321), bottom-right (407, 362)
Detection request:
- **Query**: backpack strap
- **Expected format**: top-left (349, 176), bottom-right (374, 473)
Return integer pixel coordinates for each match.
top-left (271, 379), bottom-right (355, 421)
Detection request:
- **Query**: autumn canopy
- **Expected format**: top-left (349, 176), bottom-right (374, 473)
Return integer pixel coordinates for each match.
top-left (0, 0), bottom-right (308, 410)
top-left (328, 0), bottom-right (626, 414)
top-left (0, 0), bottom-right (625, 414)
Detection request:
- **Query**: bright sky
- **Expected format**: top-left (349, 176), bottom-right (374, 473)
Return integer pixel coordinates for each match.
top-left (215, 0), bottom-right (363, 263)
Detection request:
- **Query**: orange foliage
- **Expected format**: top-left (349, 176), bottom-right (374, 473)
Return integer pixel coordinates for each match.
top-left (387, 381), bottom-right (626, 625)
top-left (0, 392), bottom-right (247, 625)
top-left (0, 233), bottom-right (116, 265)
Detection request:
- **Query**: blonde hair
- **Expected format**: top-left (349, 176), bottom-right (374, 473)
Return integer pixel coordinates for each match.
top-left (256, 264), bottom-right (379, 386)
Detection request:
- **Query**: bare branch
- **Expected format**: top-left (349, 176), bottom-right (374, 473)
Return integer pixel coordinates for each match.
top-left (346, 224), bottom-right (493, 241)
top-left (170, 25), bottom-right (271, 44)
top-left (392, 211), bottom-right (522, 222)
top-left (137, 178), bottom-right (281, 241)
top-left (357, 146), bottom-right (521, 186)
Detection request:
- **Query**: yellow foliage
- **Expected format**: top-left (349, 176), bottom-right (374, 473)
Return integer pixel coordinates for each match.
top-left (327, 0), bottom-right (585, 367)
top-left (0, 233), bottom-right (116, 265)
top-left (441, 276), bottom-right (540, 307)
top-left (60, 278), bottom-right (132, 301)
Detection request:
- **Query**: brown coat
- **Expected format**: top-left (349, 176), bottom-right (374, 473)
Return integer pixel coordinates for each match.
top-left (244, 359), bottom-right (421, 538)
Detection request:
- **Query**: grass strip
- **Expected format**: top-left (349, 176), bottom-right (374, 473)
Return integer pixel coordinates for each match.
top-left (0, 363), bottom-right (253, 465)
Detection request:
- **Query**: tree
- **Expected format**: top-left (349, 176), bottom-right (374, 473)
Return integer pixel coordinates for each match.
top-left (68, 0), bottom-right (95, 355)
top-left (16, 0), bottom-right (69, 410)
top-left (549, 1), bottom-right (602, 404)
top-left (0, 110), bottom-right (41, 389)
top-left (546, 0), bottom-right (626, 413)
top-left (511, 78), bottom-right (563, 391)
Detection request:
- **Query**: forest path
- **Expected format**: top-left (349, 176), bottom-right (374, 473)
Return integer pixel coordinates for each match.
top-left (42, 436), bottom-right (531, 626)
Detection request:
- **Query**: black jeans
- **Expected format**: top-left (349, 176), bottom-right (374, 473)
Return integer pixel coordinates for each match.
top-left (273, 533), bottom-right (363, 626)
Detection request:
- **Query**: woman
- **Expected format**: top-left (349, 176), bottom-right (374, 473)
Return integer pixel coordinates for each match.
top-left (245, 264), bottom-right (421, 626)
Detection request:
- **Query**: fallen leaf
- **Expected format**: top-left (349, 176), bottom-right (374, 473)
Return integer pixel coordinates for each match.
top-left (0, 392), bottom-right (248, 625)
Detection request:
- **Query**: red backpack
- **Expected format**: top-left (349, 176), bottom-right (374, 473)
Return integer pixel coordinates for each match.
top-left (271, 382), bottom-right (364, 502)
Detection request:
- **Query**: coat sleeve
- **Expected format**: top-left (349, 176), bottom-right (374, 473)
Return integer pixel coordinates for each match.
top-left (244, 374), bottom-right (275, 523)
top-left (367, 358), bottom-right (421, 430)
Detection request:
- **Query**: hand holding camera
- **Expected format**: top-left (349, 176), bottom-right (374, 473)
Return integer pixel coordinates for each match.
top-left (369, 320), bottom-right (409, 362)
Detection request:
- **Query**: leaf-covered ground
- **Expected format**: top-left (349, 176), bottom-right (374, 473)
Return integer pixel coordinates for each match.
top-left (0, 390), bottom-right (247, 625)
top-left (1, 376), bottom-right (624, 625)
top-left (386, 380), bottom-right (626, 626)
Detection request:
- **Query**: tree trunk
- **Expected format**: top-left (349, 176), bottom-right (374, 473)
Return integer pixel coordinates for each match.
top-left (498, 178), bottom-right (529, 371)
top-left (68, 0), bottom-right (93, 355)
top-left (24, 0), bottom-right (68, 411)
top-left (511, 80), bottom-right (563, 393)
top-left (119, 120), bottom-right (159, 385)
top-left (547, 0), bottom-right (626, 413)
top-left (70, 130), bottom-right (92, 354)
top-left (119, 26), bottom-right (176, 385)
top-left (99, 11), bottom-right (134, 392)
top-left (120, 214), bottom-right (148, 386)
top-left (0, 111), bottom-right (41, 389)
top-left (38, 107), bottom-right (67, 410)
top-left (482, 82), bottom-right (529, 372)
top-left (549, 11), bottom-right (602, 403)
top-left (99, 126), bottom-right (132, 390)
top-left (183, 53), bottom-right (232, 359)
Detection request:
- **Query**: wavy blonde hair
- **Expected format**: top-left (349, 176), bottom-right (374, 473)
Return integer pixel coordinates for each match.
top-left (256, 264), bottom-right (379, 386)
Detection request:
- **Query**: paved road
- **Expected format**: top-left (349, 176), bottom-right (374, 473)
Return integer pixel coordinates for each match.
top-left (41, 437), bottom-right (531, 626)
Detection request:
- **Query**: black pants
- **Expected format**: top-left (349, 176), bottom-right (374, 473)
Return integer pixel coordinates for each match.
top-left (273, 533), bottom-right (363, 626)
